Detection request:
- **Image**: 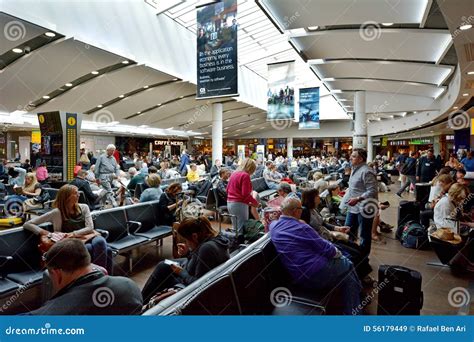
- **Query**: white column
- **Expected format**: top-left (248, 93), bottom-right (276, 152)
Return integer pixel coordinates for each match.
top-left (287, 137), bottom-right (293, 160)
top-left (353, 91), bottom-right (367, 150)
top-left (212, 103), bottom-right (223, 164)
top-left (367, 136), bottom-right (373, 162)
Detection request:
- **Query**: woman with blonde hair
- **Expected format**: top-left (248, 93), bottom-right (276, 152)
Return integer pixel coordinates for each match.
top-left (140, 174), bottom-right (162, 202)
top-left (4, 172), bottom-right (42, 214)
top-left (227, 158), bottom-right (259, 243)
top-left (24, 184), bottom-right (112, 273)
top-left (312, 171), bottom-right (328, 194)
top-left (434, 183), bottom-right (469, 229)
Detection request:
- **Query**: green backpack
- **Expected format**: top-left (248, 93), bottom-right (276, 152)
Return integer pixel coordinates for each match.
top-left (243, 219), bottom-right (265, 243)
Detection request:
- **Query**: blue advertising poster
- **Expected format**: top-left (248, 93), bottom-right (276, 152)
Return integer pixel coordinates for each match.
top-left (299, 87), bottom-right (320, 129)
top-left (267, 61), bottom-right (295, 120)
top-left (197, 0), bottom-right (238, 99)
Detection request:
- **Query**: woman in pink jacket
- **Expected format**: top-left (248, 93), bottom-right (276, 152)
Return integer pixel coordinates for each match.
top-left (226, 158), bottom-right (259, 243)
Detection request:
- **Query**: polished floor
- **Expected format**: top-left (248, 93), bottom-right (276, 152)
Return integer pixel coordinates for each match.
top-left (119, 179), bottom-right (473, 315)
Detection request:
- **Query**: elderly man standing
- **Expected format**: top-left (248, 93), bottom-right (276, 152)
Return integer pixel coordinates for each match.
top-left (94, 144), bottom-right (120, 207)
top-left (344, 148), bottom-right (378, 283)
top-left (270, 197), bottom-right (361, 315)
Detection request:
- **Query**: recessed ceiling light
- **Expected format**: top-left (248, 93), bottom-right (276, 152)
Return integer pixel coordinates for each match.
top-left (65, 83), bottom-right (73, 87)
top-left (413, 111), bottom-right (417, 114)
top-left (382, 23), bottom-right (394, 26)
top-left (97, 104), bottom-right (103, 108)
top-left (331, 89), bottom-right (342, 93)
top-left (179, 96), bottom-right (184, 98)
top-left (453, 106), bottom-right (458, 109)
top-left (143, 85), bottom-right (149, 89)
top-left (12, 48), bottom-right (23, 54)
top-left (173, 78), bottom-right (179, 81)
top-left (45, 32), bottom-right (56, 37)
top-left (121, 60), bottom-right (129, 64)
top-left (462, 93), bottom-right (469, 96)
top-left (467, 71), bottom-right (474, 75)
top-left (157, 103), bottom-right (162, 106)
top-left (91, 71), bottom-right (99, 75)
top-left (459, 24), bottom-right (472, 30)
top-left (137, 111), bottom-right (141, 114)
top-left (42, 95), bottom-right (50, 99)
top-left (119, 94), bottom-right (125, 98)
top-left (307, 26), bottom-right (319, 30)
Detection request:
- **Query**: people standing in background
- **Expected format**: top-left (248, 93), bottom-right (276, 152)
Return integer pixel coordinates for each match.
top-left (396, 151), bottom-right (417, 198)
top-left (461, 151), bottom-right (474, 178)
top-left (179, 150), bottom-right (190, 176)
top-left (417, 149), bottom-right (437, 183)
top-left (94, 145), bottom-right (120, 207)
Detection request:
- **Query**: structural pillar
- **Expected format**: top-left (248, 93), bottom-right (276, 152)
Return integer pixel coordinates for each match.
top-left (212, 103), bottom-right (223, 164)
top-left (367, 136), bottom-right (373, 162)
top-left (353, 91), bottom-right (367, 150)
top-left (287, 137), bottom-right (293, 161)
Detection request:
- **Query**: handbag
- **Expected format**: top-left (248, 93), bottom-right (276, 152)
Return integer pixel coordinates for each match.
top-left (142, 286), bottom-right (184, 312)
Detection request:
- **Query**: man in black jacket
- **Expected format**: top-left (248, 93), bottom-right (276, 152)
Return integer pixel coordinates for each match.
top-left (30, 239), bottom-right (142, 315)
top-left (416, 149), bottom-right (437, 183)
top-left (397, 151), bottom-right (417, 197)
top-left (70, 169), bottom-right (98, 209)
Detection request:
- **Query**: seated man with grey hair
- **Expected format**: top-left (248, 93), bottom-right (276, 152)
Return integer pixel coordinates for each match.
top-left (269, 197), bottom-right (361, 315)
top-left (277, 182), bottom-right (299, 199)
top-left (30, 239), bottom-right (142, 315)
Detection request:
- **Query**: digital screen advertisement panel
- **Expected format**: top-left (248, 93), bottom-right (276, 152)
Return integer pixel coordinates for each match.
top-left (298, 87), bottom-right (320, 129)
top-left (267, 61), bottom-right (295, 121)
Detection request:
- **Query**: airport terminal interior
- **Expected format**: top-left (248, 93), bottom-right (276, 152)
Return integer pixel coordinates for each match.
top-left (0, 0), bottom-right (473, 316)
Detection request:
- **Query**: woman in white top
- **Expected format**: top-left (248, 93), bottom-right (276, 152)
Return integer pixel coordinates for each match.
top-left (434, 183), bottom-right (469, 229)
top-left (428, 173), bottom-right (454, 208)
top-left (24, 184), bottom-right (112, 273)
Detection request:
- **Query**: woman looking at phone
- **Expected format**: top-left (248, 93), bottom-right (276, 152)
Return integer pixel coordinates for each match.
top-left (141, 216), bottom-right (230, 304)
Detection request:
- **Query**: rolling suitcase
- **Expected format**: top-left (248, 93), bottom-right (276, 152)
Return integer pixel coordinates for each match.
top-left (377, 265), bottom-right (423, 315)
top-left (396, 200), bottom-right (420, 240)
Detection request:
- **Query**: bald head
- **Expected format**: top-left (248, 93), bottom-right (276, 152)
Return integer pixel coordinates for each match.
top-left (281, 197), bottom-right (303, 219)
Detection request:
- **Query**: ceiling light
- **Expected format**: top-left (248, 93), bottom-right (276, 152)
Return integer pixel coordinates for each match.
top-left (65, 83), bottom-right (73, 87)
top-left (459, 24), bottom-right (472, 30)
top-left (119, 95), bottom-right (125, 98)
top-left (121, 60), bottom-right (129, 64)
top-left (331, 89), bottom-right (342, 93)
top-left (413, 111), bottom-right (417, 114)
top-left (179, 96), bottom-right (184, 98)
top-left (91, 71), bottom-right (99, 75)
top-left (139, 125), bottom-right (149, 128)
top-left (97, 105), bottom-right (103, 108)
top-left (382, 23), bottom-right (393, 26)
top-left (308, 59), bottom-right (324, 64)
top-left (143, 85), bottom-right (149, 89)
top-left (12, 48), bottom-right (23, 54)
top-left (453, 106), bottom-right (458, 109)
top-left (322, 78), bottom-right (335, 82)
top-left (467, 71), bottom-right (474, 75)
top-left (42, 95), bottom-right (50, 99)
top-left (173, 78), bottom-right (179, 81)
top-left (307, 26), bottom-right (319, 30)
top-left (45, 32), bottom-right (56, 37)
top-left (246, 131), bottom-right (252, 133)
top-left (167, 127), bottom-right (174, 130)
top-left (137, 111), bottom-right (141, 114)
top-left (462, 93), bottom-right (469, 96)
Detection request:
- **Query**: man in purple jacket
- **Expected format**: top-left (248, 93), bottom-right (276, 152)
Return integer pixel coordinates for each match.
top-left (270, 197), bottom-right (361, 315)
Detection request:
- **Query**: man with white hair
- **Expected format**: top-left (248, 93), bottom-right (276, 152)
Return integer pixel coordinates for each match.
top-left (269, 197), bottom-right (361, 315)
top-left (94, 144), bottom-right (120, 206)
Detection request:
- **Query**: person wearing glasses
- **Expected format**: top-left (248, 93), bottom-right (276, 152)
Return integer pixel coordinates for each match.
top-left (141, 216), bottom-right (230, 304)
top-left (270, 197), bottom-right (361, 315)
top-left (30, 239), bottom-right (142, 315)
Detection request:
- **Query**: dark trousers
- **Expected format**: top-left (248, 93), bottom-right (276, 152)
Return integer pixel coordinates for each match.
top-left (85, 236), bottom-right (113, 275)
top-left (345, 212), bottom-right (374, 262)
top-left (420, 209), bottom-right (434, 229)
top-left (141, 259), bottom-right (186, 304)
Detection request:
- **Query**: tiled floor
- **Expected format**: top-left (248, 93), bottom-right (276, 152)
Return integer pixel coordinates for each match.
top-left (124, 179), bottom-right (473, 315)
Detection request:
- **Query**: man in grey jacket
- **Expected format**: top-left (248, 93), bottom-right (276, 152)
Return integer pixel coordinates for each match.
top-left (94, 144), bottom-right (120, 206)
top-left (30, 239), bottom-right (142, 315)
top-left (344, 148), bottom-right (378, 279)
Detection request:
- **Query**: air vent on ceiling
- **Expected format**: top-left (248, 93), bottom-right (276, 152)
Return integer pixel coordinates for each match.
top-left (464, 43), bottom-right (474, 62)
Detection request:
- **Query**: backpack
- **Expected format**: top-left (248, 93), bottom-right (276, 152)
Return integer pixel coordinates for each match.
top-left (401, 221), bottom-right (429, 249)
top-left (243, 219), bottom-right (265, 243)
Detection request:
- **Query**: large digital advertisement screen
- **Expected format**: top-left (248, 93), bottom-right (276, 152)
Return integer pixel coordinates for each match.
top-left (267, 61), bottom-right (295, 121)
top-left (197, 0), bottom-right (238, 99)
top-left (298, 87), bottom-right (320, 129)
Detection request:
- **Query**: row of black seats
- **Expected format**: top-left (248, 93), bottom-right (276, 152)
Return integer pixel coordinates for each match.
top-left (143, 234), bottom-right (340, 316)
top-left (251, 178), bottom-right (277, 199)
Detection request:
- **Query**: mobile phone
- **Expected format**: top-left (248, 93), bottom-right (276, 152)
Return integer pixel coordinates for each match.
top-left (164, 259), bottom-right (179, 267)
